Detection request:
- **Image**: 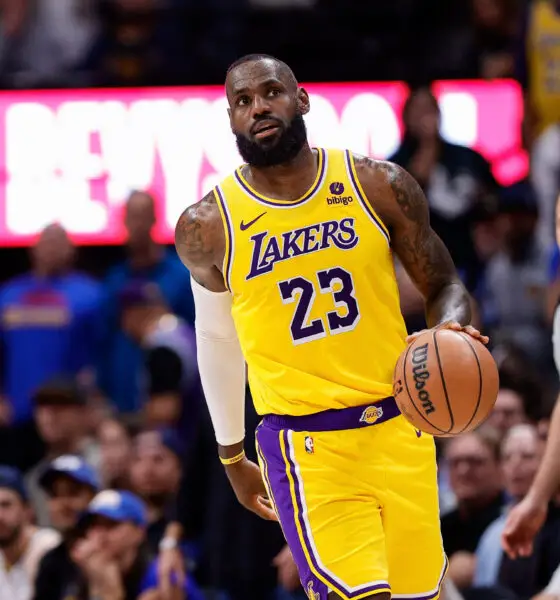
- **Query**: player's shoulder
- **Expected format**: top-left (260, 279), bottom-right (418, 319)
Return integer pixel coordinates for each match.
top-left (349, 153), bottom-right (412, 200)
top-left (350, 153), bottom-right (405, 182)
top-left (177, 189), bottom-right (219, 233)
top-left (175, 189), bottom-right (223, 269)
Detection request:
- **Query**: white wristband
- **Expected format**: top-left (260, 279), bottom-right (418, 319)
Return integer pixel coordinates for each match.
top-left (192, 278), bottom-right (246, 446)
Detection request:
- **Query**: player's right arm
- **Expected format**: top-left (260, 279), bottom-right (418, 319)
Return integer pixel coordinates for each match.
top-left (174, 191), bottom-right (276, 520)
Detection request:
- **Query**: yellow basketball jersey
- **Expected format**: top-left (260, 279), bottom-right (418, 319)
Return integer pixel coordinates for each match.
top-left (215, 148), bottom-right (407, 416)
top-left (528, 0), bottom-right (560, 133)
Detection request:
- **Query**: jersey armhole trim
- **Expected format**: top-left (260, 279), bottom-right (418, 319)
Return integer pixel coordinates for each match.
top-left (214, 185), bottom-right (234, 293)
top-left (344, 150), bottom-right (391, 246)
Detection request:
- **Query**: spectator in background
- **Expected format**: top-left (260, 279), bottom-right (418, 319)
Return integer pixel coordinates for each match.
top-left (487, 387), bottom-right (530, 438)
top-left (474, 424), bottom-right (542, 588)
top-left (88, 0), bottom-right (188, 87)
top-left (441, 428), bottom-right (505, 589)
top-left (0, 224), bottom-right (103, 424)
top-left (119, 281), bottom-right (200, 440)
top-left (26, 380), bottom-right (100, 527)
top-left (531, 124), bottom-right (560, 250)
top-left (473, 424), bottom-right (560, 599)
top-left (100, 191), bottom-right (195, 413)
top-left (516, 0), bottom-right (560, 147)
top-left (389, 86), bottom-right (498, 292)
top-left (71, 490), bottom-right (201, 600)
top-left (0, 466), bottom-right (60, 600)
top-left (468, 0), bottom-right (517, 79)
top-left (98, 416), bottom-right (137, 489)
top-left (0, 0), bottom-right (99, 88)
top-left (33, 455), bottom-right (99, 600)
top-left (482, 183), bottom-right (551, 369)
top-left (129, 429), bottom-right (183, 555)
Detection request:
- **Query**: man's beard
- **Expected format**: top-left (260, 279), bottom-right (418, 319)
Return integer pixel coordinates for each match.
top-left (0, 524), bottom-right (22, 548)
top-left (235, 112), bottom-right (307, 168)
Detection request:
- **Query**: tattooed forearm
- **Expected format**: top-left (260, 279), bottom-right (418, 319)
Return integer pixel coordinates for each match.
top-left (357, 158), bottom-right (471, 327)
top-left (174, 190), bottom-right (217, 269)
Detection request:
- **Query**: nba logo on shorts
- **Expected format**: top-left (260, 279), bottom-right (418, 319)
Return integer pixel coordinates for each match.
top-left (359, 405), bottom-right (383, 424)
top-left (307, 581), bottom-right (320, 600)
top-left (305, 436), bottom-right (314, 454)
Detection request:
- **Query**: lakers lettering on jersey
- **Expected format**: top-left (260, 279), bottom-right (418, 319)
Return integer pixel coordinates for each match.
top-left (215, 148), bottom-right (407, 417)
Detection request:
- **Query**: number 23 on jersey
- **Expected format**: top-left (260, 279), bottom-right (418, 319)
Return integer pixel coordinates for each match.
top-left (278, 266), bottom-right (360, 345)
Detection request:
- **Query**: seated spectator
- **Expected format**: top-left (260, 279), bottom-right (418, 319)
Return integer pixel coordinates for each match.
top-left (475, 424), bottom-right (542, 587)
top-left (33, 455), bottom-right (100, 600)
top-left (98, 416), bottom-right (138, 489)
top-left (441, 427), bottom-right (505, 589)
top-left (129, 429), bottom-right (184, 556)
top-left (483, 183), bottom-right (551, 369)
top-left (119, 282), bottom-right (200, 444)
top-left (487, 387), bottom-right (530, 438)
top-left (71, 490), bottom-right (202, 600)
top-left (26, 379), bottom-right (100, 527)
top-left (0, 466), bottom-right (59, 599)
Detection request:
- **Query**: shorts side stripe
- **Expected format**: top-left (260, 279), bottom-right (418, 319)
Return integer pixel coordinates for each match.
top-left (281, 430), bottom-right (391, 599)
top-left (256, 437), bottom-right (278, 517)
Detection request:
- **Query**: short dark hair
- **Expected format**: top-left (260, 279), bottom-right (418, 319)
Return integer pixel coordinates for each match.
top-left (33, 377), bottom-right (87, 407)
top-left (226, 54), bottom-right (297, 88)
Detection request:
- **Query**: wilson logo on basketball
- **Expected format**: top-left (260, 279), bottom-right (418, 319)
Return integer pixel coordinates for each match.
top-left (411, 343), bottom-right (436, 415)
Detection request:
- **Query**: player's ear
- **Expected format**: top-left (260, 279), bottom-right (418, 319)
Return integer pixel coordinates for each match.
top-left (227, 107), bottom-right (233, 129)
top-left (297, 88), bottom-right (310, 115)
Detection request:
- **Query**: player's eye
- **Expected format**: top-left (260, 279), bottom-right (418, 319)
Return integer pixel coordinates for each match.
top-left (237, 96), bottom-right (250, 106)
top-left (268, 88), bottom-right (281, 97)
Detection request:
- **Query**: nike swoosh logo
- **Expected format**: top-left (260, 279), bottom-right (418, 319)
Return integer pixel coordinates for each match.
top-left (240, 212), bottom-right (267, 231)
top-left (416, 429), bottom-right (422, 438)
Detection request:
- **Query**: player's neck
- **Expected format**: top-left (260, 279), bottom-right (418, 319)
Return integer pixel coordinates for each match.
top-left (247, 143), bottom-right (316, 199)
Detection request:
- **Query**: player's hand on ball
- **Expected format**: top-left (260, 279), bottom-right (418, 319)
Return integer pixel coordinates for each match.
top-left (225, 457), bottom-right (278, 521)
top-left (406, 321), bottom-right (489, 345)
top-left (501, 495), bottom-right (548, 558)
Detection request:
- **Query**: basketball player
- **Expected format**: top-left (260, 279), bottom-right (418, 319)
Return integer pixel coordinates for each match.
top-left (501, 194), bottom-right (560, 560)
top-left (174, 54), bottom-right (487, 600)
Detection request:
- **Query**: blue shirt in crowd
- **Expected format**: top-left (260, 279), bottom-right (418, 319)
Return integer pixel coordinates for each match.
top-left (140, 559), bottom-right (204, 600)
top-left (0, 272), bottom-right (103, 422)
top-left (99, 250), bottom-right (195, 412)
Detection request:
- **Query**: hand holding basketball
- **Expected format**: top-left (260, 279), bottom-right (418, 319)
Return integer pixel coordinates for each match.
top-left (406, 321), bottom-right (489, 346)
top-left (394, 322), bottom-right (498, 437)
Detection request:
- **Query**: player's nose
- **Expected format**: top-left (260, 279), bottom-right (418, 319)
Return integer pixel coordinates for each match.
top-left (251, 94), bottom-right (273, 117)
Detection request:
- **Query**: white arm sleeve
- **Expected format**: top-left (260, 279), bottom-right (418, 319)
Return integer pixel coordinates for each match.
top-left (192, 277), bottom-right (246, 446)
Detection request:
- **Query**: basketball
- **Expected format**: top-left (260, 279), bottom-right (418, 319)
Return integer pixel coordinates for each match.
top-left (393, 329), bottom-right (499, 437)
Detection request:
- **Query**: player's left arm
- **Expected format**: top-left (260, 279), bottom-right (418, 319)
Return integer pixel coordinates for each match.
top-left (354, 156), bottom-right (487, 342)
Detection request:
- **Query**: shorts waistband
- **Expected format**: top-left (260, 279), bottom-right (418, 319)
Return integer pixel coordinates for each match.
top-left (261, 397), bottom-right (400, 432)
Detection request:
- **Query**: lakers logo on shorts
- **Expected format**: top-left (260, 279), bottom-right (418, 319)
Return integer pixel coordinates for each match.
top-left (307, 581), bottom-right (320, 600)
top-left (359, 405), bottom-right (383, 425)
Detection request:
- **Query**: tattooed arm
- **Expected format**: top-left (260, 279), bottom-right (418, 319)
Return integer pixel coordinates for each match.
top-left (354, 156), bottom-right (472, 329)
top-left (174, 191), bottom-right (227, 292)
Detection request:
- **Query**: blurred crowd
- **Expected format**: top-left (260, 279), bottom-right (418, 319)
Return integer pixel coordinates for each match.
top-left (0, 1), bottom-right (558, 600)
